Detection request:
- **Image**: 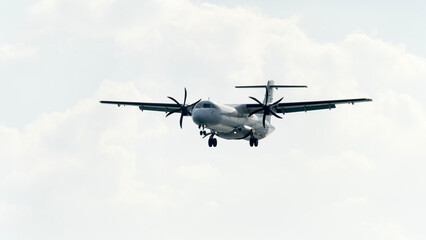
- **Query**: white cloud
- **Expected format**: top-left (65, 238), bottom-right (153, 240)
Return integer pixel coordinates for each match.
top-left (343, 196), bottom-right (368, 205)
top-left (176, 163), bottom-right (222, 182)
top-left (0, 201), bottom-right (31, 227)
top-left (27, 0), bottom-right (117, 17)
top-left (27, 0), bottom-right (58, 16)
top-left (306, 149), bottom-right (376, 173)
top-left (0, 43), bottom-right (38, 61)
top-left (373, 223), bottom-right (413, 240)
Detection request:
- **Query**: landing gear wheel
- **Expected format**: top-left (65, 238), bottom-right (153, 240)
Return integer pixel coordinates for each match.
top-left (208, 138), bottom-right (217, 147)
top-left (249, 138), bottom-right (258, 147)
top-left (200, 131), bottom-right (203, 136)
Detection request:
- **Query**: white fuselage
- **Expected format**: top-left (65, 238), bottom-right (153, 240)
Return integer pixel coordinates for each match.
top-left (192, 100), bottom-right (275, 140)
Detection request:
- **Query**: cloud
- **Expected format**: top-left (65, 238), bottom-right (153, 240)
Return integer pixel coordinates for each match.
top-left (0, 43), bottom-right (38, 62)
top-left (176, 163), bottom-right (222, 182)
top-left (306, 149), bottom-right (376, 173)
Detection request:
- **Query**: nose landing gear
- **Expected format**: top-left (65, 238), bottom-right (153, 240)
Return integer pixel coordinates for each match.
top-left (199, 125), bottom-right (207, 136)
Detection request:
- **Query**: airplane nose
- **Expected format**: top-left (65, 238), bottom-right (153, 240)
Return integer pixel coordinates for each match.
top-left (192, 111), bottom-right (203, 125)
top-left (192, 109), bottom-right (220, 126)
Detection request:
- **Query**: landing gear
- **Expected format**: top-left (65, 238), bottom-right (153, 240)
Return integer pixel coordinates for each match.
top-left (249, 137), bottom-right (258, 147)
top-left (203, 129), bottom-right (217, 147)
top-left (199, 125), bottom-right (207, 136)
top-left (208, 137), bottom-right (217, 147)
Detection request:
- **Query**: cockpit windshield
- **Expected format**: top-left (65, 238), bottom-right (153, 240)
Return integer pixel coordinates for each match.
top-left (194, 101), bottom-right (217, 109)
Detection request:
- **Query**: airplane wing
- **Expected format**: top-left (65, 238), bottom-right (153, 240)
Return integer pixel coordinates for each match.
top-left (276, 98), bottom-right (372, 114)
top-left (100, 101), bottom-right (186, 114)
top-left (244, 98), bottom-right (372, 114)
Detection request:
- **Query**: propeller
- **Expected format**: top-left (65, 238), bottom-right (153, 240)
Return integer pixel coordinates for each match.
top-left (248, 88), bottom-right (283, 128)
top-left (166, 88), bottom-right (201, 128)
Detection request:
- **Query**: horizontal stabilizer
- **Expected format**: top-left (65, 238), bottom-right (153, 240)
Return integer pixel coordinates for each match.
top-left (235, 85), bottom-right (307, 89)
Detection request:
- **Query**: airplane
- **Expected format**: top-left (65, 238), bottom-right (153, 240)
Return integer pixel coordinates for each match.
top-left (100, 80), bottom-right (372, 147)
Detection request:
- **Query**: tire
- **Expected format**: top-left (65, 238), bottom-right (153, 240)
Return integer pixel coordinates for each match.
top-left (254, 138), bottom-right (258, 147)
top-left (213, 138), bottom-right (217, 147)
top-left (208, 139), bottom-right (212, 147)
top-left (249, 138), bottom-right (253, 147)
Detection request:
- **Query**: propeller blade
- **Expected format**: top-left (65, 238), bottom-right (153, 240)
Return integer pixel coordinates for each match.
top-left (248, 108), bottom-right (264, 117)
top-left (270, 110), bottom-right (282, 119)
top-left (166, 108), bottom-right (181, 117)
top-left (168, 96), bottom-right (181, 106)
top-left (265, 88), bottom-right (269, 104)
top-left (262, 113), bottom-right (267, 128)
top-left (183, 88), bottom-right (187, 105)
top-left (179, 113), bottom-right (184, 128)
top-left (249, 96), bottom-right (263, 105)
top-left (188, 99), bottom-right (202, 108)
top-left (271, 97), bottom-right (283, 106)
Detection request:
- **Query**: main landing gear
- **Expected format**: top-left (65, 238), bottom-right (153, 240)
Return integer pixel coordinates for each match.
top-left (200, 125), bottom-right (217, 147)
top-left (208, 137), bottom-right (217, 147)
top-left (249, 137), bottom-right (258, 147)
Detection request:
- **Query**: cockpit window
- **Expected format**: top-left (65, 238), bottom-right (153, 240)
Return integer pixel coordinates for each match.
top-left (194, 102), bottom-right (217, 109)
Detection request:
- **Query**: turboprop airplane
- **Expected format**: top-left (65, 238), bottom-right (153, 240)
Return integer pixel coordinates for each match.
top-left (100, 80), bottom-right (372, 147)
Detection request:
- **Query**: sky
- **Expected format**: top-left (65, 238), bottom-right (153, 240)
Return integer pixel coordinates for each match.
top-left (1, 0), bottom-right (426, 239)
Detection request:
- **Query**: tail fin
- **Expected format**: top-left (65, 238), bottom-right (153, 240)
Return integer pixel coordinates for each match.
top-left (264, 80), bottom-right (274, 104)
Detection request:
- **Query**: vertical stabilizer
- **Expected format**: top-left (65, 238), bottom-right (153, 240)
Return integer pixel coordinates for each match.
top-left (263, 80), bottom-right (274, 123)
top-left (264, 80), bottom-right (275, 104)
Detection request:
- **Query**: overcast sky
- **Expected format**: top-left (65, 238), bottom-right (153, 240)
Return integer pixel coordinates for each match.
top-left (1, 0), bottom-right (426, 239)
